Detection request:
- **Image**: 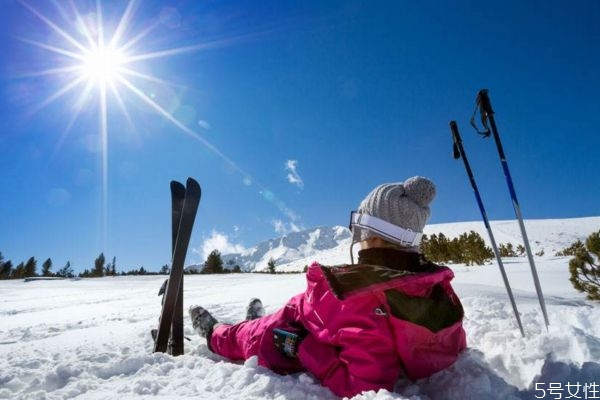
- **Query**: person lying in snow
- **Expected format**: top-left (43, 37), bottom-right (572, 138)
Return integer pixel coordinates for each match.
top-left (189, 176), bottom-right (466, 398)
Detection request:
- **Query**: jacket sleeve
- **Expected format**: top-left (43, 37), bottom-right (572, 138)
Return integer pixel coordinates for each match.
top-left (297, 300), bottom-right (401, 398)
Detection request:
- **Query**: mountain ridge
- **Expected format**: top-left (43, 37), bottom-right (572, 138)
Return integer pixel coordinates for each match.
top-left (189, 216), bottom-right (600, 273)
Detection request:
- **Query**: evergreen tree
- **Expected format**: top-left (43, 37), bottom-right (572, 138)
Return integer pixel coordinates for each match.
top-left (42, 258), bottom-right (53, 277)
top-left (1, 256), bottom-right (13, 280)
top-left (104, 256), bottom-right (117, 276)
top-left (12, 262), bottom-right (25, 279)
top-left (24, 257), bottom-right (37, 277)
top-left (516, 244), bottom-right (526, 256)
top-left (448, 236), bottom-right (464, 264)
top-left (202, 250), bottom-right (224, 274)
top-left (93, 253), bottom-right (105, 277)
top-left (267, 258), bottom-right (276, 274)
top-left (420, 234), bottom-right (430, 257)
top-left (556, 240), bottom-right (586, 257)
top-left (160, 264), bottom-right (170, 274)
top-left (0, 252), bottom-right (11, 279)
top-left (57, 261), bottom-right (74, 278)
top-left (499, 243), bottom-right (517, 257)
top-left (422, 231), bottom-right (491, 265)
top-left (461, 231), bottom-right (493, 266)
top-left (569, 231), bottom-right (600, 301)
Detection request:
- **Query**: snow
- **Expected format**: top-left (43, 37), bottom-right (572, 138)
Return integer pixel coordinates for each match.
top-left (1, 217), bottom-right (600, 399)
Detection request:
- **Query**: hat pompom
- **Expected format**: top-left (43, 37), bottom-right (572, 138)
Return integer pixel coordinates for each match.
top-left (403, 176), bottom-right (436, 207)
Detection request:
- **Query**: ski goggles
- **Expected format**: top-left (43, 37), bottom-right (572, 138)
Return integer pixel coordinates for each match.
top-left (348, 211), bottom-right (423, 247)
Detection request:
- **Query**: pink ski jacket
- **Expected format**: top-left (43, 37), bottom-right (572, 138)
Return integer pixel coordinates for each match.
top-left (209, 248), bottom-right (466, 398)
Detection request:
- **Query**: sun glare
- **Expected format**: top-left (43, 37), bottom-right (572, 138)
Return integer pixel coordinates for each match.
top-left (81, 46), bottom-right (125, 85)
top-left (19, 0), bottom-right (274, 251)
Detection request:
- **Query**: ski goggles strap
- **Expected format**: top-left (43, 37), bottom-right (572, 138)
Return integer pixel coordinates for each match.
top-left (349, 211), bottom-right (423, 247)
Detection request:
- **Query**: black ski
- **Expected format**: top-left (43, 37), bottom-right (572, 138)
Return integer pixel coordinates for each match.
top-left (154, 178), bottom-right (201, 354)
top-left (169, 181), bottom-right (186, 356)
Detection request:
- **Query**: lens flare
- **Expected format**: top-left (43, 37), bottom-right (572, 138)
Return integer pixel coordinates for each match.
top-left (17, 0), bottom-right (301, 248)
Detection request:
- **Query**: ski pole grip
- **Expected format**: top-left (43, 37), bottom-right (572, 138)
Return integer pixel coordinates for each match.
top-left (477, 89), bottom-right (494, 115)
top-left (449, 120), bottom-right (460, 142)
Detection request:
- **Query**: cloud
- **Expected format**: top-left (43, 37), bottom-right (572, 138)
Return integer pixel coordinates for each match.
top-left (285, 160), bottom-right (304, 189)
top-left (197, 119), bottom-right (211, 130)
top-left (198, 230), bottom-right (246, 260)
top-left (273, 219), bottom-right (286, 235)
top-left (272, 219), bottom-right (303, 236)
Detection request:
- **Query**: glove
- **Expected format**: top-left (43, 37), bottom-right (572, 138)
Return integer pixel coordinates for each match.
top-left (273, 328), bottom-right (303, 358)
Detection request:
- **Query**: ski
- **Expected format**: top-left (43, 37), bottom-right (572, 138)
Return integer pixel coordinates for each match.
top-left (169, 181), bottom-right (186, 356)
top-left (471, 89), bottom-right (550, 330)
top-left (450, 120), bottom-right (525, 337)
top-left (154, 178), bottom-right (201, 354)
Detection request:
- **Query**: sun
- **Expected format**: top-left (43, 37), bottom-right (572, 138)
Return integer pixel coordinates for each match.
top-left (18, 0), bottom-right (276, 251)
top-left (80, 45), bottom-right (126, 85)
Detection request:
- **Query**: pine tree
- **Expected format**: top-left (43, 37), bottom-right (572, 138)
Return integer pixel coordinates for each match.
top-left (462, 231), bottom-right (493, 265)
top-left (569, 231), bottom-right (600, 301)
top-left (556, 240), bottom-right (586, 257)
top-left (499, 243), bottom-right (517, 257)
top-left (12, 262), bottom-right (25, 279)
top-left (110, 257), bottom-right (117, 276)
top-left (57, 261), bottom-right (74, 278)
top-left (42, 258), bottom-right (53, 277)
top-left (0, 252), bottom-right (12, 279)
top-left (202, 250), bottom-right (224, 274)
top-left (24, 257), bottom-right (37, 277)
top-left (267, 258), bottom-right (276, 274)
top-left (160, 264), bottom-right (170, 274)
top-left (93, 253), bottom-right (105, 277)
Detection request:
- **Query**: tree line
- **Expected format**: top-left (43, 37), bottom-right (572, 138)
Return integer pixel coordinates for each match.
top-left (0, 253), bottom-right (75, 279)
top-left (193, 250), bottom-right (302, 274)
top-left (420, 231), bottom-right (549, 265)
top-left (0, 251), bottom-right (172, 279)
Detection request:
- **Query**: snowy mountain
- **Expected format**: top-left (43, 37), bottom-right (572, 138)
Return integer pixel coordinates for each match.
top-left (190, 216), bottom-right (600, 273)
top-left (188, 225), bottom-right (352, 273)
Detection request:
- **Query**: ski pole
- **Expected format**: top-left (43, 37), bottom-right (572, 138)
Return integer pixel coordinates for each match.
top-left (471, 89), bottom-right (550, 330)
top-left (450, 121), bottom-right (525, 337)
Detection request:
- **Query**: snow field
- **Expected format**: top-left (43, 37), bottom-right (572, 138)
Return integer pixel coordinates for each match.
top-left (1, 249), bottom-right (600, 398)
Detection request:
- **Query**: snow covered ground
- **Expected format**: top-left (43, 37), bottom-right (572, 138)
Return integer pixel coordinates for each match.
top-left (1, 219), bottom-right (600, 399)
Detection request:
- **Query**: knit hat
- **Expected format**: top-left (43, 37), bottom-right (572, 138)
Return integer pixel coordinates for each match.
top-left (351, 176), bottom-right (436, 249)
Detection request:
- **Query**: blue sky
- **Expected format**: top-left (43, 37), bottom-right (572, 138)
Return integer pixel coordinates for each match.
top-left (1, 0), bottom-right (599, 274)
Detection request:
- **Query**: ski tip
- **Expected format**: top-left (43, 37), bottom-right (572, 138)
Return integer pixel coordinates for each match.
top-left (171, 181), bottom-right (185, 193)
top-left (186, 177), bottom-right (201, 193)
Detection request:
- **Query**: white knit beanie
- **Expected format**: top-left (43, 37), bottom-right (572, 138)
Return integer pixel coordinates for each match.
top-left (353, 176), bottom-right (436, 247)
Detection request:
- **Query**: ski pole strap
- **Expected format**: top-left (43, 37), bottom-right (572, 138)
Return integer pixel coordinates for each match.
top-left (470, 89), bottom-right (492, 137)
top-left (349, 212), bottom-right (423, 247)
